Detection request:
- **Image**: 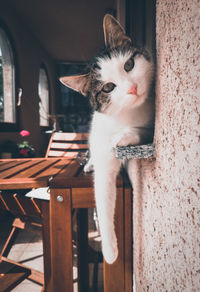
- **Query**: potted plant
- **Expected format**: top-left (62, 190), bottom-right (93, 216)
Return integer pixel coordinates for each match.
top-left (17, 130), bottom-right (35, 158)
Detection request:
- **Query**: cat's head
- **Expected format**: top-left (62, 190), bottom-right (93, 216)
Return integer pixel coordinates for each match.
top-left (60, 14), bottom-right (154, 113)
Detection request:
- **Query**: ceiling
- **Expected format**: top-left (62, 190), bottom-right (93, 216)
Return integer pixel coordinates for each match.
top-left (9, 0), bottom-right (116, 62)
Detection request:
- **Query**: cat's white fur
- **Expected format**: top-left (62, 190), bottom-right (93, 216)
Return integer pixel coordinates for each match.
top-left (85, 51), bottom-right (154, 264)
top-left (60, 15), bottom-right (154, 264)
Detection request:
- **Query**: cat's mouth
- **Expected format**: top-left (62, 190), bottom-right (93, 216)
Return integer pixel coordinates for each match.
top-left (127, 86), bottom-right (146, 99)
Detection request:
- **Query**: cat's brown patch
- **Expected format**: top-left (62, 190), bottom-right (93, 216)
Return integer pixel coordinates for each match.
top-left (103, 14), bottom-right (131, 49)
top-left (86, 74), bottom-right (110, 111)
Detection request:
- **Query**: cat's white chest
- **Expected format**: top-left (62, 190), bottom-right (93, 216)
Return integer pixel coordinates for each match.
top-left (89, 97), bottom-right (154, 154)
top-left (90, 111), bottom-right (119, 142)
top-left (89, 110), bottom-right (132, 150)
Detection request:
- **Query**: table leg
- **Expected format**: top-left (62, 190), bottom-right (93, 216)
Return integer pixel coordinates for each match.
top-left (41, 201), bottom-right (51, 292)
top-left (49, 188), bottom-right (73, 292)
top-left (77, 208), bottom-right (89, 292)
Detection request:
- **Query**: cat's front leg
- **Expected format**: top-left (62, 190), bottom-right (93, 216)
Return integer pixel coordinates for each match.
top-left (93, 154), bottom-right (121, 264)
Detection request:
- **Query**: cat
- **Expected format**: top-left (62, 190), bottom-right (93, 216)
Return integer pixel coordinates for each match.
top-left (60, 14), bottom-right (155, 264)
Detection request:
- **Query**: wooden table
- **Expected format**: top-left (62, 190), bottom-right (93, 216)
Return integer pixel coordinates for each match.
top-left (0, 157), bottom-right (132, 292)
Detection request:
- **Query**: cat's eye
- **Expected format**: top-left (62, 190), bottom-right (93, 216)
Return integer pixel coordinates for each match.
top-left (124, 57), bottom-right (135, 72)
top-left (102, 82), bottom-right (116, 93)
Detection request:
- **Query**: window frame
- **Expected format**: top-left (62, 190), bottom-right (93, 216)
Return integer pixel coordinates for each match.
top-left (38, 64), bottom-right (51, 130)
top-left (0, 20), bottom-right (18, 132)
top-left (58, 62), bottom-right (91, 132)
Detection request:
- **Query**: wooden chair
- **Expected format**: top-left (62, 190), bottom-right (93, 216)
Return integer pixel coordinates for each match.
top-left (45, 132), bottom-right (89, 158)
top-left (0, 132), bottom-right (101, 291)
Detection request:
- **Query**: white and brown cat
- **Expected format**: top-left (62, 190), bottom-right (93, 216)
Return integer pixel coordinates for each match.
top-left (60, 14), bottom-right (154, 264)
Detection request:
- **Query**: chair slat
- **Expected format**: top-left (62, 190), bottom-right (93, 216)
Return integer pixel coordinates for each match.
top-left (45, 132), bottom-right (89, 158)
top-left (47, 150), bottom-right (79, 158)
top-left (50, 142), bottom-right (88, 150)
top-left (15, 194), bottom-right (41, 217)
top-left (52, 132), bottom-right (88, 141)
top-left (0, 193), bottom-right (25, 215)
top-left (62, 152), bottom-right (80, 158)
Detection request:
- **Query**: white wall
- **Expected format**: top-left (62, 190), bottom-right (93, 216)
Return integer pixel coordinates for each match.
top-left (129, 0), bottom-right (200, 290)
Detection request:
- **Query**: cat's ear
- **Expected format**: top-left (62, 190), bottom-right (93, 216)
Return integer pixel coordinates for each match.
top-left (60, 74), bottom-right (90, 96)
top-left (103, 14), bottom-right (131, 49)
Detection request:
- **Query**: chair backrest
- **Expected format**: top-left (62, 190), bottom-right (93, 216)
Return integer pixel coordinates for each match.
top-left (45, 132), bottom-right (89, 159)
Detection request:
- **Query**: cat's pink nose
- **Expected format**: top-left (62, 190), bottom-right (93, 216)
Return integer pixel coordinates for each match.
top-left (127, 84), bottom-right (137, 95)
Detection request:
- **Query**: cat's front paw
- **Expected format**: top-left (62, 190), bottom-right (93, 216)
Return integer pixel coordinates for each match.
top-left (102, 236), bottom-right (118, 264)
top-left (117, 133), bottom-right (140, 146)
top-left (111, 131), bottom-right (141, 147)
top-left (84, 159), bottom-right (93, 172)
top-left (111, 132), bottom-right (124, 147)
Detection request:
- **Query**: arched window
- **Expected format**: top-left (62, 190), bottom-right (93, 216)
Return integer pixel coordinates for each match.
top-left (38, 66), bottom-right (49, 127)
top-left (0, 27), bottom-right (15, 124)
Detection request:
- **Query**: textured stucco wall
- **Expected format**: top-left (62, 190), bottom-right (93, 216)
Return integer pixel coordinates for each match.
top-left (128, 0), bottom-right (200, 291)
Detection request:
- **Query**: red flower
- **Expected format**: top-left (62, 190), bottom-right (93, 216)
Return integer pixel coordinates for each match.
top-left (19, 148), bottom-right (29, 157)
top-left (20, 130), bottom-right (30, 137)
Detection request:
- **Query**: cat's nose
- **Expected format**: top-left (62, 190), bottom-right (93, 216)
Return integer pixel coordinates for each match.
top-left (127, 84), bottom-right (137, 95)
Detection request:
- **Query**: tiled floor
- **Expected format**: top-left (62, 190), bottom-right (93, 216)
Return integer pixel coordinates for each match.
top-left (0, 210), bottom-right (103, 292)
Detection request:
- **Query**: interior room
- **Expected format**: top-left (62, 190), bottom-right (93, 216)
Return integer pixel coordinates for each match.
top-left (0, 0), bottom-right (199, 291)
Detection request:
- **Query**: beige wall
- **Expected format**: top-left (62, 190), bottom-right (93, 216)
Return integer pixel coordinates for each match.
top-left (128, 0), bottom-right (200, 290)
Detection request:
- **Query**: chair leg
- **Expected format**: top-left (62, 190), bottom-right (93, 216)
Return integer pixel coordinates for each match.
top-left (0, 226), bottom-right (17, 258)
top-left (0, 218), bottom-right (24, 258)
top-left (0, 216), bottom-right (44, 287)
top-left (0, 259), bottom-right (31, 291)
top-left (77, 208), bottom-right (89, 292)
